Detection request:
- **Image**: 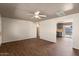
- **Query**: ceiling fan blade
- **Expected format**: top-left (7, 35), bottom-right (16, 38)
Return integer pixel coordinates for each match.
top-left (39, 15), bottom-right (47, 17)
top-left (31, 15), bottom-right (41, 19)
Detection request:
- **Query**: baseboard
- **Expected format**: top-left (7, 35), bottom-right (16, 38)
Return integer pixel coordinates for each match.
top-left (40, 38), bottom-right (56, 43)
top-left (2, 37), bottom-right (36, 44)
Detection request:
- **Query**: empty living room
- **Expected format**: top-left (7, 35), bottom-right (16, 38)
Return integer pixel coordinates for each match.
top-left (0, 2), bottom-right (79, 57)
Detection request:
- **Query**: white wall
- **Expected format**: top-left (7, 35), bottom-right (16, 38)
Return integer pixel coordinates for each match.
top-left (2, 17), bottom-right (36, 43)
top-left (39, 20), bottom-right (57, 42)
top-left (72, 13), bottom-right (79, 49)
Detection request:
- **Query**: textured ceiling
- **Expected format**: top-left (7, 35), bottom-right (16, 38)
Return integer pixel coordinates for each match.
top-left (0, 3), bottom-right (79, 22)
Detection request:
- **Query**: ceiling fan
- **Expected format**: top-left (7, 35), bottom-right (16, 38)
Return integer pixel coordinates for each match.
top-left (26, 11), bottom-right (47, 19)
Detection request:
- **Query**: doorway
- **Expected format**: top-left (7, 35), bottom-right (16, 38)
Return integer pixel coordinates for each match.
top-left (57, 22), bottom-right (72, 38)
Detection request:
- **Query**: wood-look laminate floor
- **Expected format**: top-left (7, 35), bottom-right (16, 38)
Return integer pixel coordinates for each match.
top-left (0, 38), bottom-right (79, 56)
